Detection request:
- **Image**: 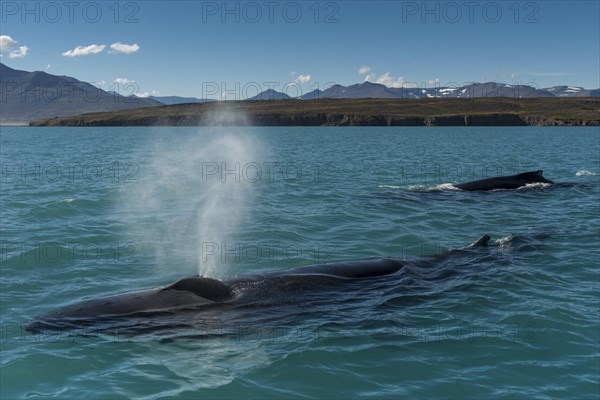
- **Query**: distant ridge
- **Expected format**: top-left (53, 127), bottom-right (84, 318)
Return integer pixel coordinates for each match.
top-left (148, 95), bottom-right (216, 105)
top-left (0, 63), bottom-right (163, 123)
top-left (30, 98), bottom-right (600, 127)
top-left (254, 81), bottom-right (600, 101)
top-left (2, 62), bottom-right (598, 123)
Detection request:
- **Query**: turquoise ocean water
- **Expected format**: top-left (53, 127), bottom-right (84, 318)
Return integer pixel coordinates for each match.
top-left (1, 126), bottom-right (599, 399)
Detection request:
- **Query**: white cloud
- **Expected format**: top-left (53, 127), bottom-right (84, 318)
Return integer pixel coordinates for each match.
top-left (95, 80), bottom-right (106, 87)
top-left (114, 77), bottom-right (135, 84)
top-left (377, 72), bottom-right (403, 87)
top-left (46, 64), bottom-right (51, 69)
top-left (110, 42), bottom-right (140, 54)
top-left (296, 74), bottom-right (311, 83)
top-left (365, 72), bottom-right (406, 88)
top-left (62, 44), bottom-right (106, 57)
top-left (427, 78), bottom-right (440, 85)
top-left (1, 35), bottom-right (29, 58)
top-left (530, 71), bottom-right (573, 77)
top-left (360, 67), bottom-right (417, 88)
top-left (509, 73), bottom-right (517, 82)
top-left (0, 35), bottom-right (17, 52)
top-left (9, 45), bottom-right (29, 58)
top-left (137, 90), bottom-right (160, 98)
top-left (289, 71), bottom-right (310, 84)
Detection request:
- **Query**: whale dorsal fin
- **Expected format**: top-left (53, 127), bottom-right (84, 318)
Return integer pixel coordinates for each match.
top-left (163, 276), bottom-right (232, 301)
top-left (517, 170), bottom-right (543, 177)
top-left (516, 170), bottom-right (554, 184)
top-left (468, 235), bottom-right (491, 248)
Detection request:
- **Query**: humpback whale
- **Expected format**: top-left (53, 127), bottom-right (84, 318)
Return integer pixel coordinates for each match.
top-left (454, 170), bottom-right (554, 191)
top-left (25, 235), bottom-right (491, 335)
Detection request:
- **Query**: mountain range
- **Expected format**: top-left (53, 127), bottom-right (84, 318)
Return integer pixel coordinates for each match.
top-left (1, 63), bottom-right (598, 123)
top-left (0, 63), bottom-right (162, 123)
top-left (248, 81), bottom-right (599, 101)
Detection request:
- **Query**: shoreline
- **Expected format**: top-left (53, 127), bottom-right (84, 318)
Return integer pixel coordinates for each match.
top-left (1, 122), bottom-right (30, 126)
top-left (29, 98), bottom-right (600, 127)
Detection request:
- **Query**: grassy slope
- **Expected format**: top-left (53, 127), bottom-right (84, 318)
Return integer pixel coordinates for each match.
top-left (30, 98), bottom-right (600, 126)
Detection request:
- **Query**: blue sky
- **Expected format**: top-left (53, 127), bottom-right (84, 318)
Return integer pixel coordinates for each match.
top-left (1, 1), bottom-right (599, 98)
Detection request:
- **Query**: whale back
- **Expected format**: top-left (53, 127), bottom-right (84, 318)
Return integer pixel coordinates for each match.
top-left (276, 258), bottom-right (404, 278)
top-left (455, 170), bottom-right (553, 191)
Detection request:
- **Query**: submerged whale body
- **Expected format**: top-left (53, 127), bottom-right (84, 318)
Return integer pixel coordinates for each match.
top-left (26, 236), bottom-right (491, 335)
top-left (454, 170), bottom-right (553, 191)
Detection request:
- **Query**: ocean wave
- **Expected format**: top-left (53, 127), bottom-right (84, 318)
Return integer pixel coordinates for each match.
top-left (406, 184), bottom-right (432, 191)
top-left (436, 183), bottom-right (461, 191)
top-left (494, 235), bottom-right (516, 248)
top-left (575, 170), bottom-right (598, 176)
top-left (378, 183), bottom-right (460, 191)
top-left (516, 182), bottom-right (553, 190)
top-left (378, 184), bottom-right (402, 189)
